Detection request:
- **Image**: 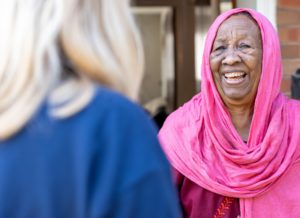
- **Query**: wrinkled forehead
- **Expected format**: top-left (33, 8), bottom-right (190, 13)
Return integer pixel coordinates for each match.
top-left (215, 13), bottom-right (262, 42)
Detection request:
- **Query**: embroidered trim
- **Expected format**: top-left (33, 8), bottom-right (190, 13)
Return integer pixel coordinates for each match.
top-left (213, 197), bottom-right (234, 218)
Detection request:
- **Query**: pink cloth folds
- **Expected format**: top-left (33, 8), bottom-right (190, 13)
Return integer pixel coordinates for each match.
top-left (158, 8), bottom-right (300, 218)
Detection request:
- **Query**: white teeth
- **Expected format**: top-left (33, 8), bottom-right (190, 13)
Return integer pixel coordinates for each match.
top-left (224, 72), bottom-right (245, 78)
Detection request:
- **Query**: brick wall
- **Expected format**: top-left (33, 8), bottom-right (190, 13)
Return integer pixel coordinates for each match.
top-left (277, 0), bottom-right (300, 96)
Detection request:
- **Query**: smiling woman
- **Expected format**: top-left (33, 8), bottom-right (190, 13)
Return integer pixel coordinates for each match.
top-left (159, 8), bottom-right (300, 218)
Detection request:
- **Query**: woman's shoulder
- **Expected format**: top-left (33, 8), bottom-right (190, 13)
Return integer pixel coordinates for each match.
top-left (79, 86), bottom-right (164, 153)
top-left (274, 94), bottom-right (300, 119)
top-left (285, 98), bottom-right (300, 120)
top-left (286, 98), bottom-right (300, 110)
top-left (72, 86), bottom-right (160, 147)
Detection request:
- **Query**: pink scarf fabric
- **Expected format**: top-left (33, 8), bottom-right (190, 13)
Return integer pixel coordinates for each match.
top-left (159, 8), bottom-right (300, 217)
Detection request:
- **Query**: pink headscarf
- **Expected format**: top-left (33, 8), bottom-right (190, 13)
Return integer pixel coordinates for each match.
top-left (159, 8), bottom-right (300, 217)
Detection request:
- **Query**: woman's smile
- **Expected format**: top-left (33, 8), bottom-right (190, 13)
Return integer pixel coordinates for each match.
top-left (222, 71), bottom-right (247, 85)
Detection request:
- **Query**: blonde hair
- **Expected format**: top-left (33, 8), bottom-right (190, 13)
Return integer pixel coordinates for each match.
top-left (0, 0), bottom-right (144, 139)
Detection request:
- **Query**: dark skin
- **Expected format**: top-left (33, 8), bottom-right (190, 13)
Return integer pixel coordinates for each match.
top-left (209, 14), bottom-right (262, 141)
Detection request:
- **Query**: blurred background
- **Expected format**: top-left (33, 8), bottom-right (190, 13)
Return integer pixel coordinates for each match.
top-left (130, 0), bottom-right (300, 127)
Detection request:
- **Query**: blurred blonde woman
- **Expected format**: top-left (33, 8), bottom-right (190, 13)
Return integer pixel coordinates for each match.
top-left (0, 0), bottom-right (180, 217)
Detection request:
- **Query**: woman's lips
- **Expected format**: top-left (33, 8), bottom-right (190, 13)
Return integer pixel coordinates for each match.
top-left (223, 72), bottom-right (246, 85)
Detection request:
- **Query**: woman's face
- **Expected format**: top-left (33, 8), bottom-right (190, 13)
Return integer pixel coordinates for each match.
top-left (210, 14), bottom-right (262, 105)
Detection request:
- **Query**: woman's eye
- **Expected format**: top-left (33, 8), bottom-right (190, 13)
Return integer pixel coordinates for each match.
top-left (239, 43), bottom-right (251, 49)
top-left (215, 46), bottom-right (226, 51)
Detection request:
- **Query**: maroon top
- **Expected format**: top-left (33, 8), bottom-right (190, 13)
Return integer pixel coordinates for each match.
top-left (174, 169), bottom-right (240, 218)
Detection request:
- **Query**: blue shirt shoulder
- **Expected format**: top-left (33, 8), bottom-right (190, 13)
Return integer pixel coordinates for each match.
top-left (0, 86), bottom-right (181, 218)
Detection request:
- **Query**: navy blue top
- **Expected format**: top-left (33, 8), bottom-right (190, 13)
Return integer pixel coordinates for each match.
top-left (0, 87), bottom-right (181, 218)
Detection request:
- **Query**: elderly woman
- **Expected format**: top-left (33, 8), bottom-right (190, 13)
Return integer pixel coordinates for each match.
top-left (159, 8), bottom-right (300, 218)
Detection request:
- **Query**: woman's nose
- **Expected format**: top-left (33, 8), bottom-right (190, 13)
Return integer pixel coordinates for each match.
top-left (221, 49), bottom-right (241, 65)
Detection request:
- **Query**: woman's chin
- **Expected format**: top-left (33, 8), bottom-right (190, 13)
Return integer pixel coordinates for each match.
top-left (221, 89), bottom-right (252, 103)
top-left (219, 79), bottom-right (253, 102)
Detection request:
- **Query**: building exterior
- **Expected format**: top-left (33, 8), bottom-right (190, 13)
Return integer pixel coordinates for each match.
top-left (277, 0), bottom-right (300, 96)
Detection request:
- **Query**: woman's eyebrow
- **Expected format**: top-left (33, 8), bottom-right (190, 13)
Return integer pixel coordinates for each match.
top-left (214, 38), bottom-right (227, 43)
